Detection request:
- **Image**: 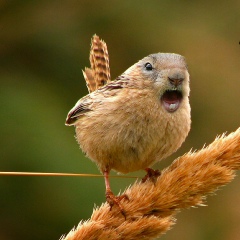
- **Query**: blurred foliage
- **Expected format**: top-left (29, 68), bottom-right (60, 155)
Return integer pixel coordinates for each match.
top-left (0, 0), bottom-right (239, 240)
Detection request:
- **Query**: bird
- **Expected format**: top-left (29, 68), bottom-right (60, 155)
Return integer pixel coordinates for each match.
top-left (65, 35), bottom-right (191, 217)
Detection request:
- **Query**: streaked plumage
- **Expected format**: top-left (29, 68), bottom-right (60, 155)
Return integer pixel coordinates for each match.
top-left (83, 35), bottom-right (111, 93)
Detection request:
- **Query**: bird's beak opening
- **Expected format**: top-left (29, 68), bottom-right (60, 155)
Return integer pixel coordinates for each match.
top-left (161, 89), bottom-right (183, 112)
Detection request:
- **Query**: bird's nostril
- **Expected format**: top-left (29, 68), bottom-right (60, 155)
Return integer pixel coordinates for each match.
top-left (168, 77), bottom-right (184, 87)
top-left (168, 71), bottom-right (185, 87)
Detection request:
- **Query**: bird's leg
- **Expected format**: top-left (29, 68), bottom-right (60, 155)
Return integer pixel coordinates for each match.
top-left (142, 168), bottom-right (161, 184)
top-left (104, 168), bottom-right (128, 218)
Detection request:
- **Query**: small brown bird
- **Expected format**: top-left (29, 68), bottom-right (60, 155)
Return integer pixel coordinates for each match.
top-left (66, 36), bottom-right (191, 216)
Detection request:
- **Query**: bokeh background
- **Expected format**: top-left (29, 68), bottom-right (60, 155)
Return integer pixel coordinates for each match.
top-left (0, 1), bottom-right (239, 239)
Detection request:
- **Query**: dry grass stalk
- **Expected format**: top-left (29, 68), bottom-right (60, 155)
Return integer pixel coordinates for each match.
top-left (61, 128), bottom-right (240, 240)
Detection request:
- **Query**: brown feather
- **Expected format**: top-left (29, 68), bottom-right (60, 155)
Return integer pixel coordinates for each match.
top-left (83, 34), bottom-right (111, 93)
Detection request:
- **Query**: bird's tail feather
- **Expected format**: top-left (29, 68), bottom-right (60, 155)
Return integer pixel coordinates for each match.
top-left (83, 34), bottom-right (111, 93)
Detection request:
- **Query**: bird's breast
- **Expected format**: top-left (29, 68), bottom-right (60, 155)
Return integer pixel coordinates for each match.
top-left (75, 91), bottom-right (190, 173)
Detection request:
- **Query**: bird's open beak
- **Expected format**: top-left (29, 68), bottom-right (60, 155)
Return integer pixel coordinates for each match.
top-left (161, 89), bottom-right (183, 112)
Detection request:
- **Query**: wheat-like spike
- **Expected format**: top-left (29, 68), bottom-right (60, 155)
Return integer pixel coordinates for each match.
top-left (83, 34), bottom-right (111, 93)
top-left (61, 128), bottom-right (240, 240)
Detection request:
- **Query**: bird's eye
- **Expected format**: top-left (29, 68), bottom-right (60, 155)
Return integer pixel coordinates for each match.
top-left (145, 62), bottom-right (153, 71)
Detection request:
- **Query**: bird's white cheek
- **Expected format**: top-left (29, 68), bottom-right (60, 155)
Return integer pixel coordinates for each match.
top-left (182, 82), bottom-right (190, 97)
top-left (153, 79), bottom-right (169, 93)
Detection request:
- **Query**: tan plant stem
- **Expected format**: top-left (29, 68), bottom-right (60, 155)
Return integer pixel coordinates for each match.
top-left (61, 128), bottom-right (240, 240)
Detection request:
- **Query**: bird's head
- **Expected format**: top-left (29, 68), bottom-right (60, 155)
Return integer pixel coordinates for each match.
top-left (123, 53), bottom-right (190, 113)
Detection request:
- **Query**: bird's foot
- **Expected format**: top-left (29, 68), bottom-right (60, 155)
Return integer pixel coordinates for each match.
top-left (106, 190), bottom-right (129, 219)
top-left (142, 168), bottom-right (161, 184)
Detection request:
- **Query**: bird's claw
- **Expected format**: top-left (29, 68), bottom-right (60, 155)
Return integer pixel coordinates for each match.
top-left (106, 190), bottom-right (129, 219)
top-left (142, 168), bottom-right (161, 184)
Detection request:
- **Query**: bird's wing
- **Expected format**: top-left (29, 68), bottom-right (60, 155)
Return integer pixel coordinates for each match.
top-left (65, 96), bottom-right (93, 125)
top-left (65, 78), bottom-right (129, 125)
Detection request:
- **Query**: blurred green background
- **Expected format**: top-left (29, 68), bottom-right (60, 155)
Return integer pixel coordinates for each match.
top-left (0, 1), bottom-right (239, 239)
